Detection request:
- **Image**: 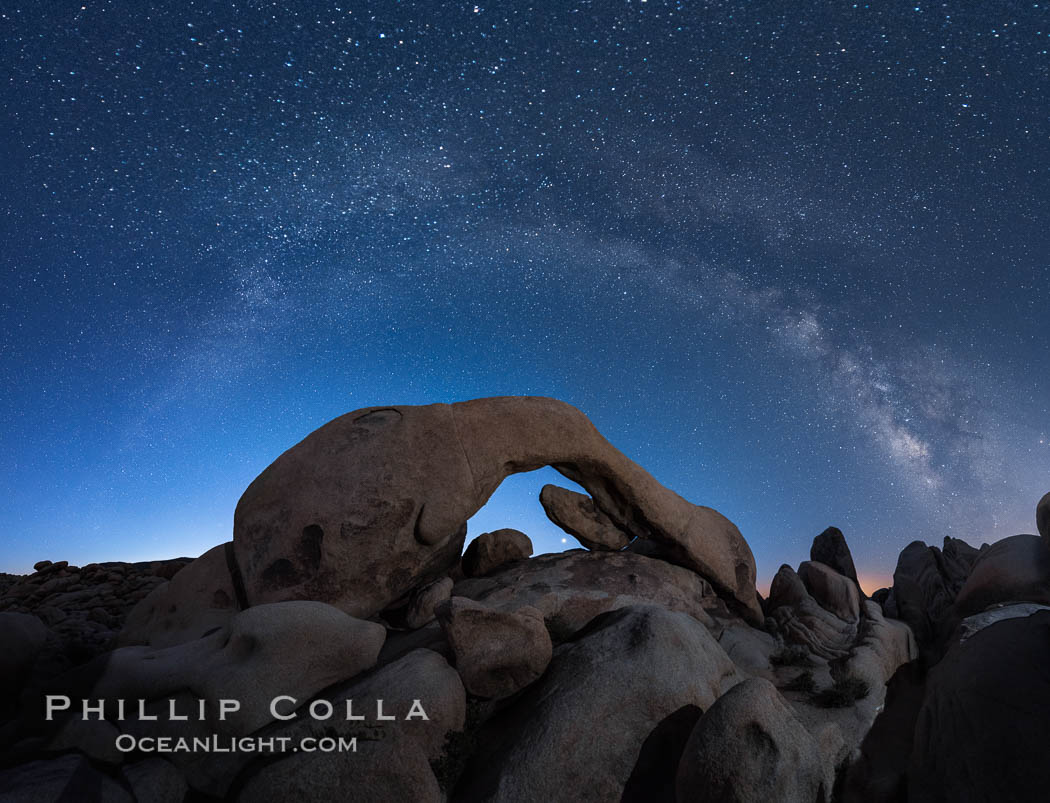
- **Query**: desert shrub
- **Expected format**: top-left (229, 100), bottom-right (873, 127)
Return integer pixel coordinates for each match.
top-left (431, 729), bottom-right (477, 792)
top-left (814, 675), bottom-right (871, 708)
top-left (782, 670), bottom-right (816, 694)
top-left (430, 697), bottom-right (485, 792)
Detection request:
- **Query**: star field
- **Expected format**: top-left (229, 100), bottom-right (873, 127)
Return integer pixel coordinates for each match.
top-left (2, 1), bottom-right (1048, 590)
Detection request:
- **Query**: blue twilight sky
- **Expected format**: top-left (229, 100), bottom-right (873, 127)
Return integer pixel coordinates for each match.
top-left (2, 1), bottom-right (1048, 592)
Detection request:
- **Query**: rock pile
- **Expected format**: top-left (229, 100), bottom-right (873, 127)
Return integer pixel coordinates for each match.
top-left (844, 495), bottom-right (1050, 802)
top-left (881, 536), bottom-right (981, 659)
top-left (0, 396), bottom-right (1044, 803)
top-left (0, 558), bottom-right (190, 666)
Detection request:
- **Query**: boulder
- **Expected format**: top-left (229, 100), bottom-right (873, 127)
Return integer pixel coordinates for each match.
top-left (766, 565), bottom-right (858, 660)
top-left (48, 711), bottom-right (125, 764)
top-left (233, 403), bottom-right (472, 619)
top-left (798, 560), bottom-right (861, 622)
top-left (334, 647), bottom-right (465, 760)
top-left (907, 609), bottom-right (1050, 802)
top-left (0, 612), bottom-right (49, 689)
top-left (144, 557), bottom-right (194, 580)
top-left (461, 529), bottom-right (533, 578)
top-left (889, 542), bottom-right (951, 650)
top-left (810, 526), bottom-right (859, 585)
top-left (842, 661), bottom-right (927, 803)
top-left (119, 690), bottom-right (251, 799)
top-left (953, 534), bottom-right (1050, 618)
top-left (118, 543), bottom-right (240, 648)
top-left (539, 484), bottom-right (630, 551)
top-left (95, 601), bottom-right (385, 735)
top-left (122, 759), bottom-right (188, 803)
top-left (154, 650), bottom-right (455, 798)
top-left (888, 539), bottom-right (980, 655)
top-left (766, 564), bottom-right (811, 611)
top-left (437, 597), bottom-right (552, 699)
top-left (232, 397), bottom-right (761, 624)
top-left (405, 576), bottom-right (454, 629)
top-left (714, 621), bottom-right (778, 678)
top-left (76, 609), bottom-right (387, 799)
top-left (236, 735), bottom-right (442, 803)
top-left (941, 536), bottom-right (982, 577)
top-left (451, 550), bottom-right (718, 641)
top-left (676, 677), bottom-right (826, 803)
top-left (265, 647), bottom-right (465, 762)
top-left (1038, 491), bottom-right (1050, 543)
top-left (455, 605), bottom-right (741, 802)
top-left (621, 703), bottom-right (704, 802)
top-left (0, 754), bottom-right (132, 802)
top-left (842, 600), bottom-right (918, 707)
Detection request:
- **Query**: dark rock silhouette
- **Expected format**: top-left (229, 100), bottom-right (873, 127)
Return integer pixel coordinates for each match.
top-left (953, 534), bottom-right (1050, 618)
top-left (810, 526), bottom-right (859, 586)
top-left (461, 529), bottom-right (533, 578)
top-left (906, 610), bottom-right (1050, 803)
top-left (842, 661), bottom-right (927, 802)
top-left (883, 537), bottom-right (980, 659)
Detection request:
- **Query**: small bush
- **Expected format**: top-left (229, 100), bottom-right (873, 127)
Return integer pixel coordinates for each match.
top-left (770, 644), bottom-right (813, 667)
top-left (430, 728), bottom-right (478, 792)
top-left (782, 670), bottom-right (816, 694)
top-left (814, 675), bottom-right (871, 708)
top-left (430, 698), bottom-right (485, 792)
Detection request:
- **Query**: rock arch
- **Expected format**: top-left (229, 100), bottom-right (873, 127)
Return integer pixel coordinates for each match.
top-left (232, 396), bottom-right (762, 623)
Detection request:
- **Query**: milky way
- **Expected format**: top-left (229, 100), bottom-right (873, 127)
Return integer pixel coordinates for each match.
top-left (2, 1), bottom-right (1048, 589)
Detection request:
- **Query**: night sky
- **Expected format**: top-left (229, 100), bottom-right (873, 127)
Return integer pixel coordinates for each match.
top-left (3, 1), bottom-right (1048, 592)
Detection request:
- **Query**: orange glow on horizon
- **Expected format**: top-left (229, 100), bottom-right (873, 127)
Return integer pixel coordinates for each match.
top-left (856, 571), bottom-right (893, 596)
top-left (757, 569), bottom-right (893, 599)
